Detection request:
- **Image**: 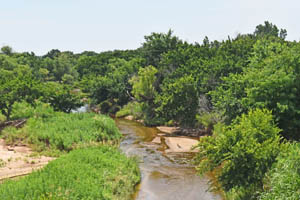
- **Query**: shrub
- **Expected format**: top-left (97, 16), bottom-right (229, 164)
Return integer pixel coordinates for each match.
top-left (259, 143), bottom-right (300, 200)
top-left (116, 101), bottom-right (143, 119)
top-left (0, 146), bottom-right (140, 200)
top-left (10, 101), bottom-right (55, 120)
top-left (194, 109), bottom-right (282, 198)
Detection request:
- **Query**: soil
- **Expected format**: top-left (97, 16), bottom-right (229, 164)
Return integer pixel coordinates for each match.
top-left (0, 139), bottom-right (54, 181)
top-left (164, 137), bottom-right (199, 153)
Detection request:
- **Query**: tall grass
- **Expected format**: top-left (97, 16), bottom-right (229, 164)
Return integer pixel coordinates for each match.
top-left (0, 146), bottom-right (140, 200)
top-left (1, 103), bottom-right (122, 155)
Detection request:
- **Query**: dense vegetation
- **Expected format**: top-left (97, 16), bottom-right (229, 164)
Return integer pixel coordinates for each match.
top-left (0, 146), bottom-right (140, 200)
top-left (1, 21), bottom-right (300, 199)
top-left (1, 102), bottom-right (121, 156)
top-left (0, 102), bottom-right (139, 199)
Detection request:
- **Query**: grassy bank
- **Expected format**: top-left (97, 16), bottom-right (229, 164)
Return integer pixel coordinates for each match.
top-left (0, 146), bottom-right (140, 200)
top-left (1, 102), bottom-right (122, 156)
top-left (0, 102), bottom-right (141, 199)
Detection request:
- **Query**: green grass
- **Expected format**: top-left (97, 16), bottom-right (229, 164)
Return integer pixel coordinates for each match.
top-left (0, 146), bottom-right (140, 200)
top-left (259, 142), bottom-right (300, 200)
top-left (1, 104), bottom-right (122, 156)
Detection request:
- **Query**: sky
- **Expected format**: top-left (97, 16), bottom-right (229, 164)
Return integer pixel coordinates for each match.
top-left (0, 0), bottom-right (298, 55)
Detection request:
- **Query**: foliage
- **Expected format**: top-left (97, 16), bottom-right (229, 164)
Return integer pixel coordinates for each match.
top-left (130, 65), bottom-right (158, 102)
top-left (41, 82), bottom-right (83, 113)
top-left (116, 101), bottom-right (143, 119)
top-left (194, 109), bottom-right (282, 198)
top-left (196, 111), bottom-right (224, 132)
top-left (141, 29), bottom-right (182, 67)
top-left (211, 40), bottom-right (300, 139)
top-left (1, 46), bottom-right (13, 56)
top-left (1, 110), bottom-right (121, 155)
top-left (155, 75), bottom-right (198, 126)
top-left (88, 58), bottom-right (143, 113)
top-left (254, 21), bottom-right (287, 39)
top-left (259, 143), bottom-right (300, 200)
top-left (0, 65), bottom-right (40, 120)
top-left (0, 146), bottom-right (140, 200)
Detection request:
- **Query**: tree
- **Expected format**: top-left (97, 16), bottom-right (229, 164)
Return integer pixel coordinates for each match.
top-left (155, 75), bottom-right (198, 126)
top-left (195, 109), bottom-right (282, 199)
top-left (0, 66), bottom-right (39, 120)
top-left (141, 30), bottom-right (182, 67)
top-left (129, 65), bottom-right (158, 123)
top-left (1, 46), bottom-right (13, 56)
top-left (41, 82), bottom-right (83, 113)
top-left (130, 65), bottom-right (158, 102)
top-left (254, 21), bottom-right (287, 39)
top-left (211, 40), bottom-right (300, 140)
top-left (87, 58), bottom-right (142, 113)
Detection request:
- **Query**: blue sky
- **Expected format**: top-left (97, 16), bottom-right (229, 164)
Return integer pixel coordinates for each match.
top-left (0, 0), bottom-right (298, 55)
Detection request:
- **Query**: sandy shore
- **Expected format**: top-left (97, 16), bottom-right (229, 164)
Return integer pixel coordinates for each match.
top-left (0, 139), bottom-right (54, 181)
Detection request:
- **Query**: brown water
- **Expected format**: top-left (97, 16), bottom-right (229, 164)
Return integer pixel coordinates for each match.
top-left (116, 119), bottom-right (222, 200)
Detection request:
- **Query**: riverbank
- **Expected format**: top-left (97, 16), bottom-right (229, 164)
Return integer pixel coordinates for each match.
top-left (121, 115), bottom-right (204, 153)
top-left (0, 139), bottom-right (54, 181)
top-left (0, 105), bottom-right (140, 199)
top-left (117, 118), bottom-right (222, 200)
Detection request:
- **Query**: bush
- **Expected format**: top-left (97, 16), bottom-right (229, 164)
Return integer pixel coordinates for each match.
top-left (0, 113), bottom-right (5, 122)
top-left (116, 101), bottom-right (143, 119)
top-left (10, 101), bottom-right (55, 120)
top-left (259, 143), bottom-right (300, 200)
top-left (1, 111), bottom-right (122, 155)
top-left (0, 146), bottom-right (140, 200)
top-left (99, 100), bottom-right (112, 113)
top-left (155, 75), bottom-right (199, 126)
top-left (194, 109), bottom-right (282, 198)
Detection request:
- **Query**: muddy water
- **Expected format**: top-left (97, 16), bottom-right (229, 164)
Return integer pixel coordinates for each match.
top-left (116, 119), bottom-right (221, 200)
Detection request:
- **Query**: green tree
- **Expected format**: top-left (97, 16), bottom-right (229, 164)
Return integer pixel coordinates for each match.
top-left (41, 82), bottom-right (83, 113)
top-left (195, 109), bottom-right (282, 199)
top-left (254, 21), bottom-right (287, 39)
top-left (142, 30), bottom-right (182, 67)
top-left (155, 75), bottom-right (198, 126)
top-left (130, 65), bottom-right (158, 102)
top-left (1, 46), bottom-right (13, 56)
top-left (0, 66), bottom-right (39, 120)
top-left (211, 40), bottom-right (300, 139)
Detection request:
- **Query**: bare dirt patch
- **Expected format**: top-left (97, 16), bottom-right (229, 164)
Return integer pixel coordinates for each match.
top-left (0, 139), bottom-right (54, 181)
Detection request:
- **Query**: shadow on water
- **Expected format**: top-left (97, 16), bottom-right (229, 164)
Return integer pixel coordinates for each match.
top-left (116, 119), bottom-right (222, 200)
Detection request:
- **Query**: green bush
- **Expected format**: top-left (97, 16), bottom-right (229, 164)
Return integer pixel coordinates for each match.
top-left (116, 101), bottom-right (143, 119)
top-left (0, 113), bottom-right (5, 122)
top-left (0, 146), bottom-right (140, 200)
top-left (1, 112), bottom-right (122, 155)
top-left (259, 143), bottom-right (300, 200)
top-left (10, 101), bottom-right (55, 120)
top-left (194, 109), bottom-right (282, 198)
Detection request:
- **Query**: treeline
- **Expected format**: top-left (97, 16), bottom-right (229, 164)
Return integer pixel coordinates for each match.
top-left (1, 21), bottom-right (300, 199)
top-left (2, 22), bottom-right (299, 138)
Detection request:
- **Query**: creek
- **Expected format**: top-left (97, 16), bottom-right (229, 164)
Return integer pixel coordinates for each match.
top-left (116, 118), bottom-right (222, 200)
